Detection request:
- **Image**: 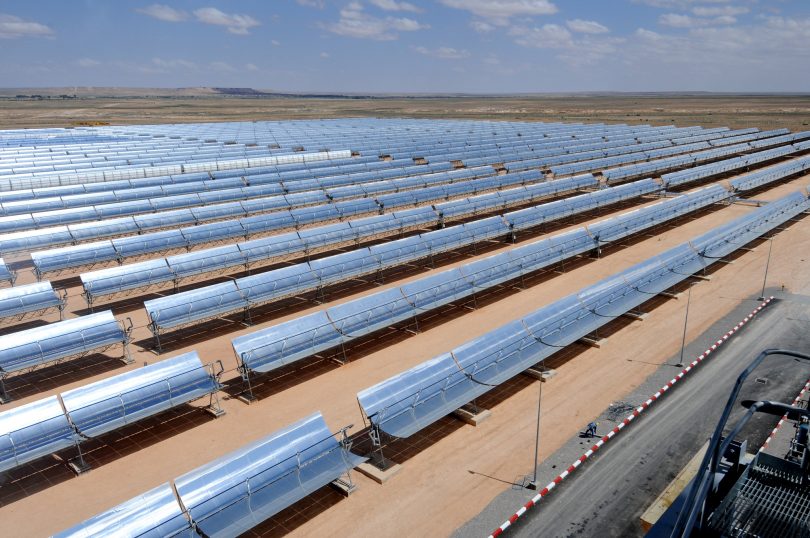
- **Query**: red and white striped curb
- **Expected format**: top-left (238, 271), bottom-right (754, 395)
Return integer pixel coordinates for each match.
top-left (759, 377), bottom-right (810, 452)
top-left (488, 296), bottom-right (774, 538)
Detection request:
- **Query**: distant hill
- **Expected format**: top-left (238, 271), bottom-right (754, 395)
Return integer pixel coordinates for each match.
top-left (0, 87), bottom-right (806, 100)
top-left (211, 87), bottom-right (387, 99)
top-left (0, 87), bottom-right (393, 99)
top-left (0, 87), bottom-right (221, 98)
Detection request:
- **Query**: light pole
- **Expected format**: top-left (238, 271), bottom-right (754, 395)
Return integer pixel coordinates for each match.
top-left (676, 281), bottom-right (697, 368)
top-left (758, 236), bottom-right (774, 301)
top-left (528, 374), bottom-right (543, 490)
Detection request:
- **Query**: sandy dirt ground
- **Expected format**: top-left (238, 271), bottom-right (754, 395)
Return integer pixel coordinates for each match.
top-left (0, 165), bottom-right (808, 536)
top-left (0, 94), bottom-right (809, 133)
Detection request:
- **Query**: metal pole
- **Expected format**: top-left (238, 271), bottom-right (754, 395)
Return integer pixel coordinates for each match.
top-left (676, 283), bottom-right (694, 368)
top-left (758, 237), bottom-right (773, 301)
top-left (529, 376), bottom-right (543, 489)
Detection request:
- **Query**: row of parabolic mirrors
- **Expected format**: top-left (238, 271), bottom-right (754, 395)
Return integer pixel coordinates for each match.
top-left (0, 119), bottom-right (808, 537)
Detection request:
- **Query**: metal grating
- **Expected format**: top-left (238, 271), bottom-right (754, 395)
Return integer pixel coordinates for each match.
top-left (708, 455), bottom-right (810, 537)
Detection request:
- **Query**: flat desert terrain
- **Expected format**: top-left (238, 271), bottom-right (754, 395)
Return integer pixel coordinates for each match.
top-left (0, 91), bottom-right (808, 132)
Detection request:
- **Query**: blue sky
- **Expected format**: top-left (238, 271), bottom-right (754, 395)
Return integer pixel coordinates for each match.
top-left (1, 0), bottom-right (808, 92)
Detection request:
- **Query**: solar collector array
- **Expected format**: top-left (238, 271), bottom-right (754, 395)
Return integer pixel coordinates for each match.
top-left (0, 258), bottom-right (15, 286)
top-left (8, 165), bottom-right (505, 257)
top-left (356, 191), bottom-right (810, 438)
top-left (661, 143), bottom-right (807, 187)
top-left (60, 351), bottom-right (223, 438)
top-left (0, 162), bottom-right (485, 237)
top-left (0, 121), bottom-right (696, 220)
top-left (0, 119), bottom-right (696, 164)
top-left (0, 351), bottom-right (222, 474)
top-left (73, 120), bottom-right (649, 152)
top-left (431, 126), bottom-right (751, 173)
top-left (0, 154), bottom-right (443, 206)
top-left (550, 129), bottom-right (800, 178)
top-left (53, 483), bottom-right (195, 538)
top-left (0, 142), bottom-right (329, 177)
top-left (1, 149), bottom-right (353, 191)
top-left (0, 119), bottom-right (632, 180)
top-left (0, 118), bottom-right (557, 154)
top-left (0, 281), bottom-right (64, 324)
top-left (0, 310), bottom-right (131, 403)
top-left (0, 122), bottom-right (696, 206)
top-left (729, 156), bottom-right (810, 192)
top-left (0, 396), bottom-right (75, 473)
top-left (32, 168), bottom-right (548, 275)
top-left (143, 176), bottom-right (653, 338)
top-left (3, 121), bottom-right (805, 505)
top-left (73, 141), bottom-right (810, 299)
top-left (602, 138), bottom-right (800, 183)
top-left (54, 411), bottom-right (364, 538)
top-left (0, 121), bottom-right (720, 216)
top-left (14, 124), bottom-right (776, 262)
top-left (230, 184), bottom-right (730, 379)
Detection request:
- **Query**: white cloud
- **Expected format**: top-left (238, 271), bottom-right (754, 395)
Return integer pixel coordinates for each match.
top-left (193, 7), bottom-right (260, 35)
top-left (714, 15), bottom-right (737, 25)
top-left (413, 46), bottom-right (470, 59)
top-left (136, 4), bottom-right (189, 22)
top-left (439, 0), bottom-right (557, 26)
top-left (323, 2), bottom-right (428, 40)
top-left (659, 12), bottom-right (738, 28)
top-left (692, 6), bottom-right (749, 17)
top-left (633, 0), bottom-right (736, 8)
top-left (391, 17), bottom-right (426, 31)
top-left (510, 24), bottom-right (573, 48)
top-left (566, 19), bottom-right (609, 34)
top-left (470, 20), bottom-right (496, 33)
top-left (132, 57), bottom-right (196, 74)
top-left (209, 61), bottom-right (236, 72)
top-left (137, 5), bottom-right (260, 35)
top-left (77, 58), bottom-right (100, 68)
top-left (368, 0), bottom-right (422, 12)
top-left (141, 58), bottom-right (244, 76)
top-left (271, 39), bottom-right (281, 46)
top-left (633, 16), bottom-right (810, 66)
top-left (152, 58), bottom-right (197, 70)
top-left (320, 51), bottom-right (330, 58)
top-left (0, 14), bottom-right (53, 39)
top-left (510, 23), bottom-right (625, 66)
top-left (246, 63), bottom-right (259, 71)
top-left (659, 13), bottom-right (699, 27)
top-left (761, 14), bottom-right (810, 39)
top-left (297, 0), bottom-right (325, 7)
top-left (478, 53), bottom-right (528, 77)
